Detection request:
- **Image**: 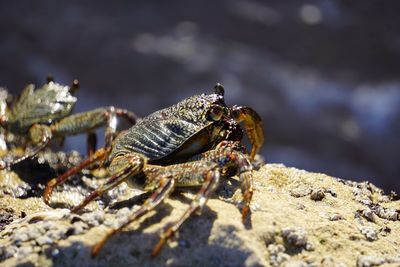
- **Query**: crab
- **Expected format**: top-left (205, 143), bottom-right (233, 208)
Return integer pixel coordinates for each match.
top-left (43, 83), bottom-right (264, 257)
top-left (0, 78), bottom-right (137, 169)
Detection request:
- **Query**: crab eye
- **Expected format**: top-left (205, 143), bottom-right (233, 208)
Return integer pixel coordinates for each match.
top-left (207, 106), bottom-right (224, 121)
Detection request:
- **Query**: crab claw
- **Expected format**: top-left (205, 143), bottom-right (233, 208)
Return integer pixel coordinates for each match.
top-left (232, 106), bottom-right (264, 160)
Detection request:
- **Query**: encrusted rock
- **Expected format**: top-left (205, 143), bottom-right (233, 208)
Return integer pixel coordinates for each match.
top-left (268, 244), bottom-right (290, 267)
top-left (0, 163), bottom-right (399, 267)
top-left (360, 227), bottom-right (378, 241)
top-left (357, 255), bottom-right (400, 267)
top-left (281, 260), bottom-right (308, 267)
top-left (372, 205), bottom-right (399, 221)
top-left (358, 208), bottom-right (377, 223)
top-left (310, 188), bottom-right (325, 201)
top-left (281, 227), bottom-right (312, 250)
top-left (289, 187), bottom-right (311, 198)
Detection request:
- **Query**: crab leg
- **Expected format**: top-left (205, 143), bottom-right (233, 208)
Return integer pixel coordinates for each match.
top-left (89, 159), bottom-right (220, 257)
top-left (232, 105), bottom-right (264, 160)
top-left (1, 107), bottom-right (137, 170)
top-left (0, 124), bottom-right (52, 170)
top-left (86, 132), bottom-right (97, 157)
top-left (44, 147), bottom-right (109, 205)
top-left (239, 169), bottom-right (253, 222)
top-left (152, 166), bottom-right (220, 256)
top-left (70, 153), bottom-right (146, 213)
top-left (91, 175), bottom-right (175, 257)
top-left (115, 108), bottom-right (137, 125)
top-left (50, 106), bottom-right (138, 151)
top-left (200, 141), bottom-right (253, 222)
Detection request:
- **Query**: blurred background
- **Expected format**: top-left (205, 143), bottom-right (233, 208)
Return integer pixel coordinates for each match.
top-left (0, 1), bottom-right (399, 192)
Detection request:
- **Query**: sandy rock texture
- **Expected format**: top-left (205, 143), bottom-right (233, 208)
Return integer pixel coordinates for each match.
top-left (0, 160), bottom-right (399, 267)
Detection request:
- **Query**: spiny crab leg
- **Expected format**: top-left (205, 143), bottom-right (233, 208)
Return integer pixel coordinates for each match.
top-left (91, 160), bottom-right (220, 257)
top-left (91, 176), bottom-right (175, 257)
top-left (43, 148), bottom-right (109, 205)
top-left (201, 141), bottom-right (253, 222)
top-left (232, 105), bottom-right (264, 160)
top-left (70, 154), bottom-right (145, 213)
top-left (151, 168), bottom-right (220, 257)
top-left (0, 124), bottom-right (52, 170)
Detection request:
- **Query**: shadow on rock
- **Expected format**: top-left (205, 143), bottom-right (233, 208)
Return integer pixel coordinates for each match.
top-left (36, 206), bottom-right (255, 267)
top-left (109, 191), bottom-right (151, 210)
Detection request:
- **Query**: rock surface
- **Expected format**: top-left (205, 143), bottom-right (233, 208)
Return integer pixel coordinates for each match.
top-left (0, 159), bottom-right (399, 267)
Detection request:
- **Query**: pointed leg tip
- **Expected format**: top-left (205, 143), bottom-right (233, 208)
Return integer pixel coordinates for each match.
top-left (250, 153), bottom-right (256, 161)
top-left (70, 200), bottom-right (89, 214)
top-left (150, 250), bottom-right (158, 258)
top-left (70, 206), bottom-right (80, 214)
top-left (241, 206), bottom-right (250, 223)
top-left (43, 178), bottom-right (57, 205)
top-left (250, 146), bottom-right (261, 161)
top-left (91, 246), bottom-right (100, 258)
top-left (43, 196), bottom-right (50, 206)
top-left (151, 240), bottom-right (164, 257)
top-left (151, 228), bottom-right (175, 257)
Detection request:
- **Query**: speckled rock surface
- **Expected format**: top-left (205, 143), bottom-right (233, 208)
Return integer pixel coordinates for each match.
top-left (0, 156), bottom-right (399, 267)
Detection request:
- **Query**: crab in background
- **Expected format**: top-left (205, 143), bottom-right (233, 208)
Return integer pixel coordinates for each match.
top-left (44, 83), bottom-right (264, 257)
top-left (0, 77), bottom-right (137, 169)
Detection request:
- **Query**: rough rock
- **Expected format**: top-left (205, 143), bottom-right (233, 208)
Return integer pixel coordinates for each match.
top-left (1, 159), bottom-right (399, 267)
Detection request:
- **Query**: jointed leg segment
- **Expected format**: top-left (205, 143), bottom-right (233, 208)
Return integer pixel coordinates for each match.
top-left (0, 107), bottom-right (137, 170)
top-left (151, 167), bottom-right (220, 256)
top-left (70, 153), bottom-right (146, 213)
top-left (45, 139), bottom-right (254, 257)
top-left (42, 108), bottom-right (137, 204)
top-left (44, 147), bottom-right (109, 205)
top-left (50, 106), bottom-right (137, 150)
top-left (90, 141), bottom-right (252, 256)
top-left (91, 175), bottom-right (176, 257)
top-left (89, 160), bottom-right (221, 256)
top-left (199, 141), bottom-right (254, 221)
top-left (0, 124), bottom-right (52, 169)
